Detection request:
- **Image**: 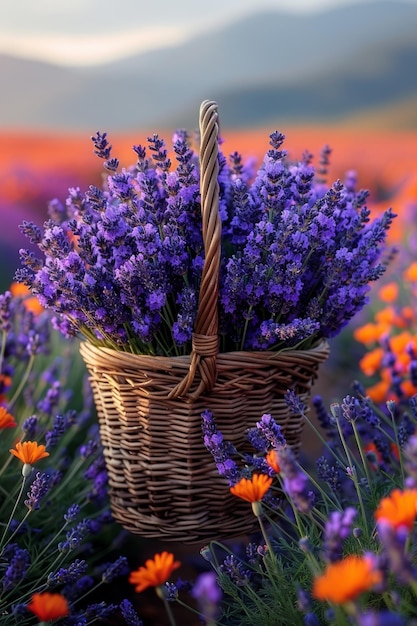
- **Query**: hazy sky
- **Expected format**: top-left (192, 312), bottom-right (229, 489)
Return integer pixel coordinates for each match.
top-left (1, 0), bottom-right (416, 65)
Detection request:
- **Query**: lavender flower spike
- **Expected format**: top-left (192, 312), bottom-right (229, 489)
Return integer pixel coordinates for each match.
top-left (120, 599), bottom-right (143, 626)
top-left (255, 413), bottom-right (286, 449)
top-left (25, 471), bottom-right (51, 510)
top-left (201, 410), bottom-right (240, 485)
top-left (323, 507), bottom-right (357, 562)
top-left (277, 446), bottom-right (314, 513)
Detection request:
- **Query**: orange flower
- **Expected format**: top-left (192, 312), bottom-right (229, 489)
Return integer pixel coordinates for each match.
top-left (364, 442), bottom-right (399, 470)
top-left (0, 406), bottom-right (16, 429)
top-left (359, 347), bottom-right (384, 376)
top-left (266, 450), bottom-right (280, 474)
top-left (27, 592), bottom-right (70, 621)
top-left (378, 282), bottom-right (399, 303)
top-left (10, 282), bottom-right (44, 316)
top-left (400, 379), bottom-right (417, 398)
top-left (9, 441), bottom-right (49, 465)
top-left (375, 306), bottom-right (397, 326)
top-left (375, 488), bottom-right (417, 531)
top-left (401, 306), bottom-right (414, 325)
top-left (390, 331), bottom-right (413, 357)
top-left (366, 379), bottom-right (391, 404)
top-left (312, 555), bottom-right (382, 604)
top-left (230, 473), bottom-right (273, 503)
top-left (0, 373), bottom-right (12, 390)
top-left (403, 262), bottom-right (417, 282)
top-left (353, 323), bottom-right (389, 345)
top-left (129, 551), bottom-right (181, 592)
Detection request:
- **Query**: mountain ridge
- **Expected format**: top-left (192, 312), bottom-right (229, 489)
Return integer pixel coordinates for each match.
top-left (1, 0), bottom-right (417, 131)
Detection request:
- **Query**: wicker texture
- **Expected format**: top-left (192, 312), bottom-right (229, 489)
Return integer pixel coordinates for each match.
top-left (80, 101), bottom-right (329, 542)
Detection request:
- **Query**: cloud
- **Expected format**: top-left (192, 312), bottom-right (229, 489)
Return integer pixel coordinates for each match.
top-left (2, 0), bottom-right (270, 35)
top-left (2, 0), bottom-right (375, 36)
top-left (0, 26), bottom-right (188, 66)
top-left (3, 0), bottom-right (417, 65)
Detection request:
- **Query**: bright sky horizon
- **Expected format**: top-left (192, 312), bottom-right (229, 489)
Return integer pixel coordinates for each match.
top-left (2, 0), bottom-right (416, 66)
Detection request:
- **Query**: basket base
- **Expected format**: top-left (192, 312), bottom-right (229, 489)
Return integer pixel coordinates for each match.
top-left (80, 340), bottom-right (329, 542)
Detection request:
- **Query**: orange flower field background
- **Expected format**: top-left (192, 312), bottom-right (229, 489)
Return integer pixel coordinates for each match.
top-left (1, 126), bottom-right (417, 220)
top-left (1, 124), bottom-right (416, 292)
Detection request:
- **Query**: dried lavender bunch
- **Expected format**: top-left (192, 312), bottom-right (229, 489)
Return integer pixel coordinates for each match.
top-left (16, 129), bottom-right (395, 355)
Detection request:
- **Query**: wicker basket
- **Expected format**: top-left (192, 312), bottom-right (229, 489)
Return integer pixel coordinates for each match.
top-left (80, 101), bottom-right (329, 542)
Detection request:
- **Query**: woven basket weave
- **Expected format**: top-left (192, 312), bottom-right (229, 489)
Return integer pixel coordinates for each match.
top-left (80, 101), bottom-right (329, 542)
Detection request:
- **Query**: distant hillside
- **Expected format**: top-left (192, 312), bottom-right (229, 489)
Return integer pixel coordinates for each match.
top-left (1, 0), bottom-right (417, 131)
top-left (209, 33), bottom-right (417, 128)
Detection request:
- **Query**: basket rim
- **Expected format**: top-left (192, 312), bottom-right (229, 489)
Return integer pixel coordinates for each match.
top-left (80, 337), bottom-right (330, 369)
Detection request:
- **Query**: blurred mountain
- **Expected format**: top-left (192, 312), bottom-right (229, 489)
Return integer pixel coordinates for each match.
top-left (213, 32), bottom-right (417, 128)
top-left (1, 0), bottom-right (417, 131)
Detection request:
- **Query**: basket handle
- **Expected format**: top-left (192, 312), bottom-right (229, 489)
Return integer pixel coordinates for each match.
top-left (168, 100), bottom-right (221, 399)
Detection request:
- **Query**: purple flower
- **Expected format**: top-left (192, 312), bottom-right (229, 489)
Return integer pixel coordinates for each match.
top-left (47, 559), bottom-right (88, 586)
top-left (377, 522), bottom-right (416, 585)
top-left (64, 504), bottom-right (81, 523)
top-left (285, 390), bottom-right (307, 415)
top-left (45, 412), bottom-right (69, 448)
top-left (16, 126), bottom-right (394, 356)
top-left (220, 555), bottom-right (251, 586)
top-left (340, 395), bottom-right (380, 427)
top-left (120, 599), bottom-right (143, 626)
top-left (0, 291), bottom-right (12, 331)
top-left (101, 556), bottom-right (129, 583)
top-left (357, 611), bottom-right (407, 626)
top-left (60, 518), bottom-right (96, 552)
top-left (25, 471), bottom-right (51, 510)
top-left (201, 410), bottom-right (240, 485)
top-left (80, 439), bottom-right (98, 459)
top-left (323, 507), bottom-right (357, 562)
top-left (246, 427), bottom-right (269, 452)
top-left (404, 434), bottom-right (417, 488)
top-left (277, 446), bottom-right (313, 514)
top-left (316, 456), bottom-right (342, 493)
top-left (2, 546), bottom-right (30, 590)
top-left (21, 415), bottom-right (39, 439)
top-left (255, 414), bottom-right (286, 449)
top-left (83, 602), bottom-right (118, 620)
top-left (191, 571), bottom-right (222, 621)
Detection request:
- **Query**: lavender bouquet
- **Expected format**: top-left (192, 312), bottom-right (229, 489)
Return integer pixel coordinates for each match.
top-left (16, 121), bottom-right (395, 357)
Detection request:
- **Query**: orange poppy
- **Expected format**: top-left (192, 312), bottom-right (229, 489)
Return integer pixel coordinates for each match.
top-left (27, 592), bottom-right (70, 621)
top-left (266, 450), bottom-right (280, 474)
top-left (353, 322), bottom-right (389, 345)
top-left (400, 379), bottom-right (417, 398)
top-left (389, 331), bottom-right (413, 356)
top-left (0, 407), bottom-right (16, 429)
top-left (403, 262), bottom-right (417, 282)
top-left (401, 306), bottom-right (414, 325)
top-left (375, 488), bottom-right (417, 531)
top-left (378, 282), bottom-right (399, 303)
top-left (375, 306), bottom-right (397, 326)
top-left (359, 348), bottom-right (384, 377)
top-left (9, 441), bottom-right (49, 465)
top-left (10, 282), bottom-right (44, 316)
top-left (312, 555), bottom-right (382, 604)
top-left (0, 373), bottom-right (12, 390)
top-left (230, 473), bottom-right (273, 503)
top-left (129, 551), bottom-right (181, 593)
top-left (365, 380), bottom-right (391, 404)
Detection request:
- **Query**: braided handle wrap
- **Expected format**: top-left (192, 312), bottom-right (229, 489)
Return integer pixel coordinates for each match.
top-left (168, 100), bottom-right (221, 399)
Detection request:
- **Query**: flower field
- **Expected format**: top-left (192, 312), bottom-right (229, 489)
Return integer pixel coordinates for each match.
top-left (1, 119), bottom-right (417, 625)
